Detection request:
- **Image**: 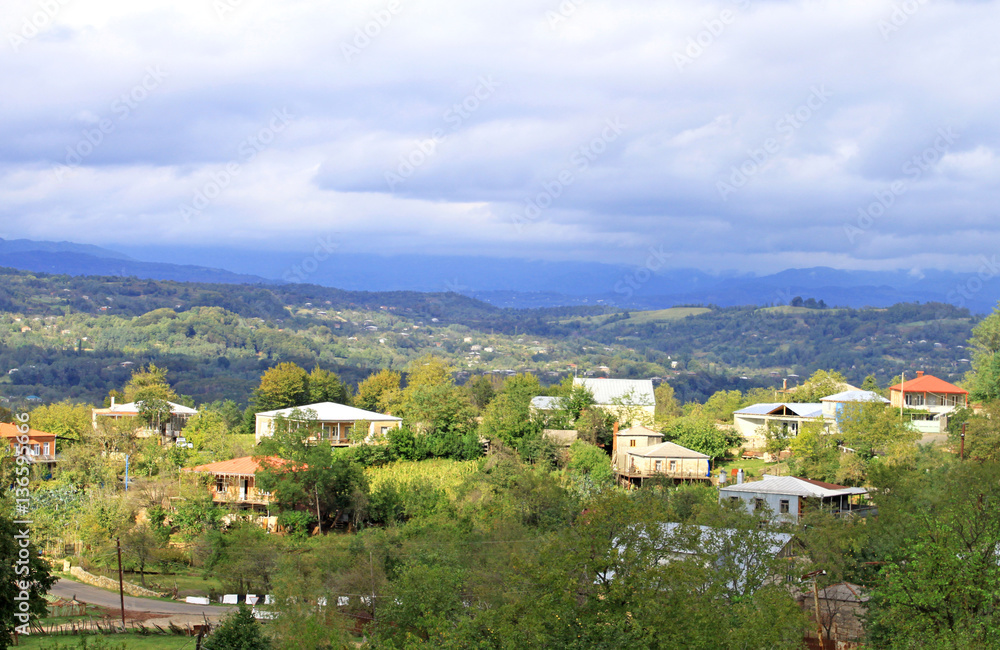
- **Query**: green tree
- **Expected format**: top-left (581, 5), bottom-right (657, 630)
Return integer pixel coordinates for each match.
top-left (122, 363), bottom-right (178, 402)
top-left (252, 362), bottom-right (310, 411)
top-left (308, 366), bottom-right (350, 404)
top-left (566, 441), bottom-right (613, 485)
top-left (664, 416), bottom-right (743, 461)
top-left (838, 401), bottom-right (917, 459)
top-left (861, 374), bottom-right (880, 392)
top-left (467, 375), bottom-right (496, 411)
top-left (654, 381), bottom-right (682, 424)
top-left (967, 301), bottom-right (1000, 402)
top-left (27, 400), bottom-right (92, 442)
top-left (203, 604), bottom-right (271, 650)
top-left (788, 420), bottom-right (838, 481)
top-left (354, 369), bottom-right (402, 414)
top-left (793, 369), bottom-right (848, 403)
top-left (0, 513), bottom-right (57, 647)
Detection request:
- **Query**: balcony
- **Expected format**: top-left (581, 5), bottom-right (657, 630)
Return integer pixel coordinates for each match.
top-left (614, 466), bottom-right (711, 480)
top-left (211, 486), bottom-right (272, 506)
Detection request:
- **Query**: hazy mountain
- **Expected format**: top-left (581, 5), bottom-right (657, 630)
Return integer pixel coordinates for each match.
top-left (4, 240), bottom-right (999, 314)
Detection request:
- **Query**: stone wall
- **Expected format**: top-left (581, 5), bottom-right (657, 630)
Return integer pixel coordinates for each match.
top-left (69, 566), bottom-right (166, 599)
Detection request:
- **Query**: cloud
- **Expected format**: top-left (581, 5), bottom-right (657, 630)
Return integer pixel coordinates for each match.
top-left (2, 0), bottom-right (999, 273)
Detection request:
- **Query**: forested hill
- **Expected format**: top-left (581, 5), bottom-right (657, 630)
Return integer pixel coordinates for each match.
top-left (0, 267), bottom-right (980, 407)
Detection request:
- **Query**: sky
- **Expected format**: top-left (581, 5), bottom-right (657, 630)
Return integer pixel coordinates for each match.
top-left (2, 0), bottom-right (999, 275)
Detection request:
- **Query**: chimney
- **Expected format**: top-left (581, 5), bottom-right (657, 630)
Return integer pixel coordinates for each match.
top-left (737, 468), bottom-right (744, 484)
top-left (111, 396), bottom-right (115, 408)
top-left (916, 370), bottom-right (924, 378)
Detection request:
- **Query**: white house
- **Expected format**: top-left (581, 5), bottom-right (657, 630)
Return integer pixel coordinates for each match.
top-left (254, 402), bottom-right (402, 446)
top-left (732, 403), bottom-right (826, 448)
top-left (92, 398), bottom-right (198, 440)
top-left (719, 475), bottom-right (869, 524)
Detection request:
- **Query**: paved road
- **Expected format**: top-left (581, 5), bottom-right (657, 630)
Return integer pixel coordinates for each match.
top-left (51, 578), bottom-right (236, 616)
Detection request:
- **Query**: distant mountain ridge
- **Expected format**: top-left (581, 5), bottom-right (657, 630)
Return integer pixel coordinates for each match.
top-left (1, 238), bottom-right (998, 314)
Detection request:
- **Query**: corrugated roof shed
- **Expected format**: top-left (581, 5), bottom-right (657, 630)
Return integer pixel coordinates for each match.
top-left (530, 396), bottom-right (565, 410)
top-left (733, 403), bottom-right (823, 418)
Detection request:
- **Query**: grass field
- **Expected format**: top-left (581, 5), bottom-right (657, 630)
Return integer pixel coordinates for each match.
top-left (365, 458), bottom-right (481, 498)
top-left (558, 307), bottom-right (711, 327)
top-left (756, 306), bottom-right (845, 315)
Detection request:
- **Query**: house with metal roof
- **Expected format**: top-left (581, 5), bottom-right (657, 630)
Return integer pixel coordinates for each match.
top-left (888, 371), bottom-right (969, 433)
top-left (91, 398), bottom-right (198, 441)
top-left (612, 425), bottom-right (711, 487)
top-left (529, 395), bottom-right (565, 412)
top-left (573, 377), bottom-right (655, 426)
top-left (733, 402), bottom-right (827, 448)
top-left (254, 402), bottom-right (402, 446)
top-left (719, 475), bottom-right (869, 523)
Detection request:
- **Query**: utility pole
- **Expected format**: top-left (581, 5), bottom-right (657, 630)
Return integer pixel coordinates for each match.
top-left (960, 423), bottom-right (966, 460)
top-left (802, 569), bottom-right (827, 649)
top-left (899, 371), bottom-right (904, 419)
top-left (116, 538), bottom-right (126, 629)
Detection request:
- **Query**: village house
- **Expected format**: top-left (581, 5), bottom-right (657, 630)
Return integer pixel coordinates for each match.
top-left (254, 402), bottom-right (402, 446)
top-left (573, 377), bottom-right (656, 426)
top-left (718, 475), bottom-right (869, 524)
top-left (732, 403), bottom-right (826, 449)
top-left (185, 455), bottom-right (293, 511)
top-left (612, 425), bottom-right (711, 487)
top-left (91, 397), bottom-right (197, 441)
top-left (0, 422), bottom-right (57, 465)
top-left (889, 371), bottom-right (969, 433)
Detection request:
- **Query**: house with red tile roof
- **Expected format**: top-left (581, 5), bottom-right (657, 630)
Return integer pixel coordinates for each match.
top-left (889, 371), bottom-right (969, 433)
top-left (0, 422), bottom-right (56, 465)
top-left (185, 455), bottom-right (302, 511)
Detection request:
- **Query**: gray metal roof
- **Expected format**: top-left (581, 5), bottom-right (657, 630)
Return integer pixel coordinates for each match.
top-left (530, 396), bottom-right (565, 410)
top-left (573, 378), bottom-right (655, 406)
top-left (719, 475), bottom-right (868, 498)
top-left (820, 390), bottom-right (889, 404)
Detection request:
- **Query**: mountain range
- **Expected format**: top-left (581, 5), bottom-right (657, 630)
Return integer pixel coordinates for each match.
top-left (1, 238), bottom-right (997, 314)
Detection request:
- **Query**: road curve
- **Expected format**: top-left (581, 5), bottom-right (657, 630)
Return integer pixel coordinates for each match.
top-left (50, 578), bottom-right (236, 616)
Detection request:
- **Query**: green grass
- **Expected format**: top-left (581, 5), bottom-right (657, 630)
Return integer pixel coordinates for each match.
top-left (756, 306), bottom-right (845, 315)
top-left (617, 307), bottom-right (711, 324)
top-left (715, 457), bottom-right (789, 480)
top-left (17, 632), bottom-right (198, 649)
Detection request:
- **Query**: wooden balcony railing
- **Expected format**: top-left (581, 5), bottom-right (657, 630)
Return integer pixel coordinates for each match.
top-left (615, 467), bottom-right (711, 480)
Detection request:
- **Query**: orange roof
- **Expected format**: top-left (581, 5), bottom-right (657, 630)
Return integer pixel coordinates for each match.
top-left (889, 374), bottom-right (968, 395)
top-left (0, 422), bottom-right (56, 439)
top-left (186, 455), bottom-right (303, 476)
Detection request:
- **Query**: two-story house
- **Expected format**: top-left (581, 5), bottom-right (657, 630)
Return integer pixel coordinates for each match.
top-left (888, 371), bottom-right (969, 433)
top-left (1, 422), bottom-right (57, 466)
top-left (612, 425), bottom-right (711, 487)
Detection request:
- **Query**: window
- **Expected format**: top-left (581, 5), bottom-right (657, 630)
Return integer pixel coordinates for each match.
top-left (32, 444), bottom-right (40, 455)
top-left (779, 499), bottom-right (790, 514)
top-left (669, 460), bottom-right (677, 472)
top-left (655, 460), bottom-right (663, 471)
top-left (905, 393), bottom-right (924, 406)
top-left (753, 498), bottom-right (765, 512)
top-left (381, 426), bottom-right (389, 434)
top-left (216, 477), bottom-right (225, 492)
top-left (729, 496), bottom-right (740, 504)
top-left (42, 442), bottom-right (50, 455)
top-left (629, 439), bottom-right (636, 447)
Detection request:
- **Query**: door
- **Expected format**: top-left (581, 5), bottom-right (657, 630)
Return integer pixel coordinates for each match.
top-left (240, 479), bottom-right (248, 501)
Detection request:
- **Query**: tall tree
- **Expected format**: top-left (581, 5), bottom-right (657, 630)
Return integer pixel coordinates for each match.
top-left (355, 369), bottom-right (402, 413)
top-left (0, 513), bottom-right (56, 647)
top-left (253, 362), bottom-right (310, 411)
top-left (122, 363), bottom-right (178, 402)
top-left (308, 366), bottom-right (350, 405)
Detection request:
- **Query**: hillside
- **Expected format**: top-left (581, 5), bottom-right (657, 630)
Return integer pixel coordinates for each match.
top-left (0, 268), bottom-right (980, 407)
